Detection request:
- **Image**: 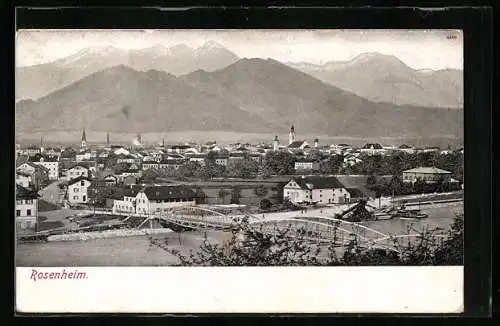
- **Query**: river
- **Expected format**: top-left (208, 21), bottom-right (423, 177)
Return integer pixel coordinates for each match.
top-left (16, 202), bottom-right (462, 266)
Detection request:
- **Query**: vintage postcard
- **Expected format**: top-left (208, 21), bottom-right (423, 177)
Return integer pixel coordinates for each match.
top-left (15, 29), bottom-right (464, 313)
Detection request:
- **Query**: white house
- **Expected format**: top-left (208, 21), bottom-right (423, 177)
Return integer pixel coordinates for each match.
top-left (360, 143), bottom-right (386, 155)
top-left (76, 151), bottom-right (92, 162)
top-left (116, 154), bottom-right (136, 164)
top-left (113, 147), bottom-right (131, 156)
top-left (168, 145), bottom-right (193, 154)
top-left (402, 167), bottom-right (453, 184)
top-left (283, 176), bottom-right (352, 205)
top-left (16, 185), bottom-right (39, 232)
top-left (398, 144), bottom-right (415, 154)
top-left (187, 154), bottom-right (207, 166)
top-left (215, 156), bottom-right (229, 166)
top-left (65, 165), bottom-right (90, 181)
top-left (142, 160), bottom-right (159, 170)
top-left (30, 156), bottom-right (59, 180)
top-left (67, 176), bottom-right (92, 204)
top-left (343, 153), bottom-right (362, 167)
top-left (16, 171), bottom-right (32, 188)
top-left (422, 147), bottom-right (440, 153)
top-left (112, 185), bottom-right (198, 215)
top-left (294, 160), bottom-right (320, 171)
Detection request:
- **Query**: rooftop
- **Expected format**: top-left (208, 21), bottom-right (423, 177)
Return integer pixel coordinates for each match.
top-left (403, 167), bottom-right (452, 174)
top-left (16, 185), bottom-right (40, 199)
top-left (291, 176), bottom-right (345, 190)
top-left (124, 185), bottom-right (198, 200)
top-left (68, 175), bottom-right (92, 185)
top-left (288, 141), bottom-right (306, 149)
top-left (362, 143), bottom-right (384, 149)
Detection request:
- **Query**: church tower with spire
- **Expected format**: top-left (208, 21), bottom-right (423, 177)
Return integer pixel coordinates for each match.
top-left (40, 135), bottom-right (44, 153)
top-left (81, 128), bottom-right (87, 148)
top-left (273, 135), bottom-right (279, 151)
top-left (289, 125), bottom-right (296, 145)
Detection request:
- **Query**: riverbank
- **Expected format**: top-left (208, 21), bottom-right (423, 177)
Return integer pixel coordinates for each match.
top-left (47, 228), bottom-right (174, 242)
top-left (16, 230), bottom-right (228, 266)
top-left (16, 202), bottom-right (462, 266)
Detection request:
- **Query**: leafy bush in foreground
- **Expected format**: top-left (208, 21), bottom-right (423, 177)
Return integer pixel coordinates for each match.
top-left (150, 215), bottom-right (464, 266)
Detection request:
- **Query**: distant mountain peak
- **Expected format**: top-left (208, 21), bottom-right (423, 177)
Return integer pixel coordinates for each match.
top-left (56, 45), bottom-right (122, 65)
top-left (349, 52), bottom-right (407, 67)
top-left (199, 40), bottom-right (225, 49)
top-left (76, 45), bottom-right (120, 55)
top-left (102, 64), bottom-right (137, 74)
top-left (138, 44), bottom-right (170, 53)
top-left (168, 43), bottom-right (193, 52)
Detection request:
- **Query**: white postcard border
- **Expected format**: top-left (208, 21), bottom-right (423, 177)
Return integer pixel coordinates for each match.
top-left (16, 266), bottom-right (463, 314)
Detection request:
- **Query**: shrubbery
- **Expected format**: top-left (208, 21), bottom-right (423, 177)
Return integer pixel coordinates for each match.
top-left (150, 214), bottom-right (463, 266)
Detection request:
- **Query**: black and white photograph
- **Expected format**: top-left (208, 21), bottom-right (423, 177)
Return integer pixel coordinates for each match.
top-left (15, 29), bottom-right (464, 269)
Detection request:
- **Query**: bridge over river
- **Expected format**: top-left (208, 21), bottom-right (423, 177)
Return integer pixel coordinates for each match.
top-left (72, 203), bottom-right (451, 253)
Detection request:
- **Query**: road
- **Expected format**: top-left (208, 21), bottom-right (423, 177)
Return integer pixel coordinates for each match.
top-left (38, 180), bottom-right (66, 205)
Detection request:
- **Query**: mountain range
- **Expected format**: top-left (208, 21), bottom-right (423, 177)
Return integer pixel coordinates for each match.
top-left (286, 53), bottom-right (463, 108)
top-left (16, 42), bottom-right (240, 101)
top-left (15, 58), bottom-right (463, 139)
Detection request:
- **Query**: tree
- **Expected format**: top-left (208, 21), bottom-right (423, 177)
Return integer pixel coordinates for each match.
top-left (199, 160), bottom-right (226, 180)
top-left (113, 162), bottom-right (131, 174)
top-left (320, 154), bottom-right (343, 174)
top-left (194, 187), bottom-right (206, 204)
top-left (388, 175), bottom-right (404, 195)
top-left (230, 186), bottom-right (242, 204)
top-left (150, 216), bottom-right (464, 266)
top-left (259, 198), bottom-right (272, 210)
top-left (60, 147), bottom-right (77, 159)
top-left (263, 151), bottom-right (296, 175)
top-left (226, 158), bottom-right (259, 178)
top-left (87, 183), bottom-right (121, 207)
top-left (306, 149), bottom-right (323, 162)
top-left (254, 185), bottom-right (269, 198)
top-left (366, 174), bottom-right (377, 190)
top-left (178, 161), bottom-right (202, 179)
top-left (140, 169), bottom-right (161, 183)
top-left (218, 189), bottom-right (230, 202)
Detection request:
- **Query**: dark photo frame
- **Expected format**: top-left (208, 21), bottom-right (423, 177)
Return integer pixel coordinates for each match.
top-left (5, 6), bottom-right (493, 318)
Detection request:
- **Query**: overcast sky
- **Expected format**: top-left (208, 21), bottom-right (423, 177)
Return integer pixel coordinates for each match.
top-left (16, 29), bottom-right (463, 70)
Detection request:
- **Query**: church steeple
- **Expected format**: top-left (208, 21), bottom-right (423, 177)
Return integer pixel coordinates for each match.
top-left (289, 125), bottom-right (296, 145)
top-left (106, 132), bottom-right (110, 146)
top-left (81, 128), bottom-right (87, 148)
top-left (273, 135), bottom-right (279, 151)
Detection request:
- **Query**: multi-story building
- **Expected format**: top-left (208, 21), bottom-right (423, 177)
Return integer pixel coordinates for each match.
top-left (29, 155), bottom-right (59, 180)
top-left (16, 171), bottom-right (32, 188)
top-left (75, 151), bottom-right (92, 162)
top-left (67, 176), bottom-right (92, 204)
top-left (112, 185), bottom-right (198, 215)
top-left (283, 176), bottom-right (352, 204)
top-left (360, 143), bottom-right (386, 155)
top-left (398, 144), bottom-right (415, 154)
top-left (15, 185), bottom-right (39, 232)
top-left (16, 162), bottom-right (50, 188)
top-left (65, 165), bottom-right (90, 181)
top-left (294, 160), bottom-right (320, 172)
top-left (402, 167), bottom-right (453, 183)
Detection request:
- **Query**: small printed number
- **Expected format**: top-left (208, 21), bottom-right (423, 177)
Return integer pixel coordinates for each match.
top-left (447, 35), bottom-right (457, 40)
